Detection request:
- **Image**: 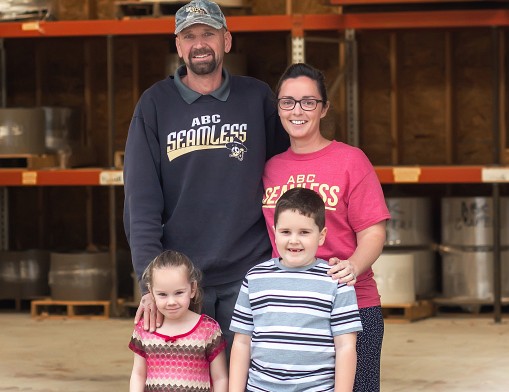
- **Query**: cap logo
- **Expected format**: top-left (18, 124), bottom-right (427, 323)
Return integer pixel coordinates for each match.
top-left (186, 6), bottom-right (208, 15)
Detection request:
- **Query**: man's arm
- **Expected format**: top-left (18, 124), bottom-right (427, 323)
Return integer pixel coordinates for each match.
top-left (229, 333), bottom-right (251, 392)
top-left (334, 333), bottom-right (357, 392)
top-left (123, 106), bottom-right (165, 331)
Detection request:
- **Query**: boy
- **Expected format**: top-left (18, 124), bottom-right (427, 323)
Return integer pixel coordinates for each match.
top-left (229, 188), bottom-right (363, 392)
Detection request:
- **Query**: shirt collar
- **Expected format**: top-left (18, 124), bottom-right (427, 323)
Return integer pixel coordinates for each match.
top-left (174, 65), bottom-right (231, 104)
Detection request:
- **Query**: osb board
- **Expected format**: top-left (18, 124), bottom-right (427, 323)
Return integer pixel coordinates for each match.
top-left (5, 40), bottom-right (38, 107)
top-left (249, 0), bottom-right (336, 15)
top-left (8, 187), bottom-right (127, 251)
top-left (34, 39), bottom-right (86, 108)
top-left (114, 36), bottom-right (170, 150)
top-left (51, 0), bottom-right (336, 19)
top-left (358, 31), bottom-right (393, 165)
top-left (9, 187), bottom-right (88, 249)
top-left (398, 30), bottom-right (447, 165)
top-left (305, 32), bottom-right (344, 141)
top-left (357, 29), bottom-right (505, 166)
top-left (53, 0), bottom-right (95, 20)
top-left (452, 30), bottom-right (494, 164)
top-left (53, 0), bottom-right (117, 20)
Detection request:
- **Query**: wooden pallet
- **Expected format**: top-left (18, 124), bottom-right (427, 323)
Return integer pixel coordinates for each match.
top-left (0, 298), bottom-right (33, 312)
top-left (0, 154), bottom-right (58, 169)
top-left (115, 1), bottom-right (248, 19)
top-left (381, 300), bottom-right (434, 323)
top-left (31, 299), bottom-right (111, 320)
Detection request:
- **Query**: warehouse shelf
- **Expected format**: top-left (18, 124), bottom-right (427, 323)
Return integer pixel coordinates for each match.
top-left (1, 9), bottom-right (509, 39)
top-left (0, 14), bottom-right (341, 38)
top-left (2, 166), bottom-right (509, 186)
top-left (2, 8), bottom-right (507, 320)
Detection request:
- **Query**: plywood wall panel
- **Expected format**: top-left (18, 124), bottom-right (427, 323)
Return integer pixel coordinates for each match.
top-left (453, 30), bottom-right (494, 164)
top-left (5, 40), bottom-right (37, 107)
top-left (84, 39), bottom-right (109, 165)
top-left (113, 38), bottom-right (137, 154)
top-left (249, 0), bottom-right (333, 15)
top-left (36, 39), bottom-right (85, 107)
top-left (398, 31), bottom-right (447, 164)
top-left (358, 31), bottom-right (393, 164)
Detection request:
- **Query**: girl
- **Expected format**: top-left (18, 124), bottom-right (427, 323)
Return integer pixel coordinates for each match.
top-left (262, 63), bottom-right (391, 392)
top-left (129, 250), bottom-right (228, 392)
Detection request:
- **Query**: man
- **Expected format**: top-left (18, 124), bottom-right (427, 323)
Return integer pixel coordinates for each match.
top-left (123, 0), bottom-right (289, 354)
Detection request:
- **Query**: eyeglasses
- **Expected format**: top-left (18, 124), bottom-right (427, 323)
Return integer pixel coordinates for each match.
top-left (278, 98), bottom-right (324, 111)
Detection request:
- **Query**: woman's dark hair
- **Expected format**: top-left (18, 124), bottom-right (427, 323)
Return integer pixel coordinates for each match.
top-left (275, 63), bottom-right (328, 103)
top-left (142, 250), bottom-right (203, 313)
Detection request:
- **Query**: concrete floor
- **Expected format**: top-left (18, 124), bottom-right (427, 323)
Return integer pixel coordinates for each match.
top-left (0, 313), bottom-right (508, 391)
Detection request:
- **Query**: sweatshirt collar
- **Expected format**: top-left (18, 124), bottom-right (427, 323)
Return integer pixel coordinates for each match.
top-left (174, 65), bottom-right (230, 104)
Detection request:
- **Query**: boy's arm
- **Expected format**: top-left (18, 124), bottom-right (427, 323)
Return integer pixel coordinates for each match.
top-left (334, 332), bottom-right (358, 392)
top-left (209, 350), bottom-right (229, 392)
top-left (129, 354), bottom-right (147, 392)
top-left (229, 333), bottom-right (252, 392)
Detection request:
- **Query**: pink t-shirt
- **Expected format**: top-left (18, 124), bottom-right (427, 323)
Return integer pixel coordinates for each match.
top-left (263, 141), bottom-right (391, 308)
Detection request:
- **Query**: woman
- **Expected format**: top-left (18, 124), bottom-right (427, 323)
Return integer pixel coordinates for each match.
top-left (262, 63), bottom-right (390, 392)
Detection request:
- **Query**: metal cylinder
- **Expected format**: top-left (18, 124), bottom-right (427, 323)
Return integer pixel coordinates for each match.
top-left (440, 246), bottom-right (509, 300)
top-left (0, 108), bottom-right (46, 154)
top-left (385, 197), bottom-right (433, 246)
top-left (42, 106), bottom-right (83, 153)
top-left (49, 251), bottom-right (111, 301)
top-left (373, 251), bottom-right (416, 304)
top-left (381, 198), bottom-right (436, 302)
top-left (0, 250), bottom-right (50, 299)
top-left (441, 197), bottom-right (509, 247)
top-left (373, 249), bottom-right (436, 304)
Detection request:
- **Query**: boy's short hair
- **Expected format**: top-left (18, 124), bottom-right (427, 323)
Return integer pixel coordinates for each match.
top-left (274, 188), bottom-right (325, 230)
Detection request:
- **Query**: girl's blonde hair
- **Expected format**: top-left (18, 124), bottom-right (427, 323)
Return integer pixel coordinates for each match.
top-left (142, 250), bottom-right (203, 313)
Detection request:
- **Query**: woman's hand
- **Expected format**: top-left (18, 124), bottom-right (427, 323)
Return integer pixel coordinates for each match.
top-left (328, 257), bottom-right (357, 286)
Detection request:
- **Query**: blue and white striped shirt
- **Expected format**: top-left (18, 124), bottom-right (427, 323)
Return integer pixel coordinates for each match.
top-left (230, 258), bottom-right (363, 392)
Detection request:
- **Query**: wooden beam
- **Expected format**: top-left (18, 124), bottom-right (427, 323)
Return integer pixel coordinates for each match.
top-left (389, 32), bottom-right (399, 164)
top-left (500, 30), bottom-right (507, 164)
top-left (444, 31), bottom-right (453, 164)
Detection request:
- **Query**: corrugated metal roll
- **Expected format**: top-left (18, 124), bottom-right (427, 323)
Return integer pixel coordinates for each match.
top-left (0, 108), bottom-right (46, 154)
top-left (49, 251), bottom-right (111, 301)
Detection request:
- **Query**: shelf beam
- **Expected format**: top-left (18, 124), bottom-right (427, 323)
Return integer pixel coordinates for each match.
top-left (342, 10), bottom-right (509, 29)
top-left (0, 169), bottom-right (123, 186)
top-left (330, 0), bottom-right (488, 4)
top-left (0, 15), bottom-right (343, 38)
top-left (4, 166), bottom-right (509, 185)
top-left (1, 10), bottom-right (509, 39)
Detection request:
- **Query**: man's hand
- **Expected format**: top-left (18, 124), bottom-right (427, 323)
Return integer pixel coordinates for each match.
top-left (134, 292), bottom-right (163, 332)
top-left (327, 257), bottom-right (357, 286)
